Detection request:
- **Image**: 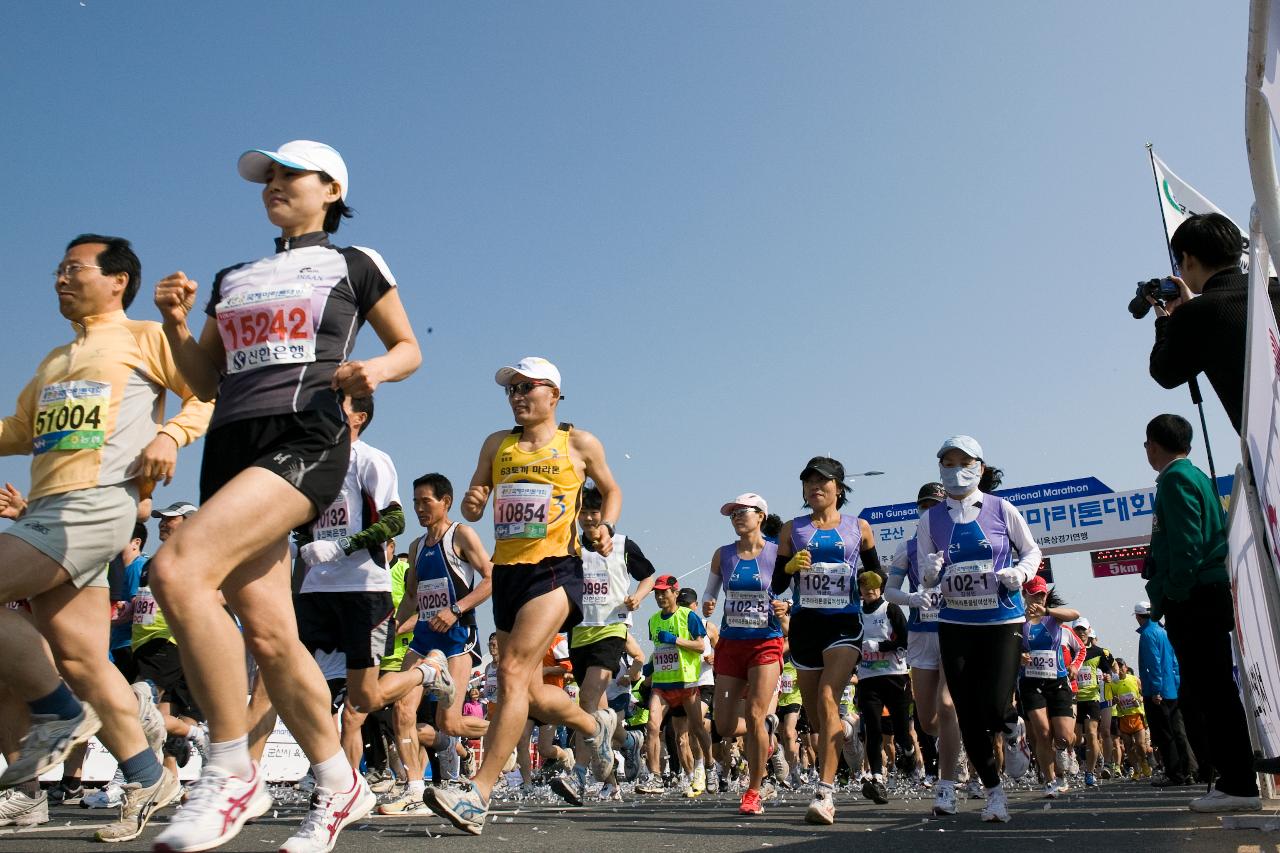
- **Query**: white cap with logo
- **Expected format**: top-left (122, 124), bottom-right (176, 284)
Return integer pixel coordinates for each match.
top-left (238, 140), bottom-right (350, 201)
top-left (720, 493), bottom-right (769, 517)
top-left (495, 357), bottom-right (562, 389)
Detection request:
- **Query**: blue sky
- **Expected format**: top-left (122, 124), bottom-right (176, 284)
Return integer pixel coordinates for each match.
top-left (1, 1), bottom-right (1257, 659)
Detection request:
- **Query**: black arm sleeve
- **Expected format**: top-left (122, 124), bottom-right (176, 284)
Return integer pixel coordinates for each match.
top-left (624, 538), bottom-right (656, 580)
top-left (885, 603), bottom-right (910, 651)
top-left (860, 546), bottom-right (885, 584)
top-left (771, 553), bottom-right (793, 596)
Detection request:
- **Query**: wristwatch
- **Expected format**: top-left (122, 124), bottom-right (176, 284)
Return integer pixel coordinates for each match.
top-left (449, 603), bottom-right (463, 618)
top-left (601, 521), bottom-right (616, 538)
top-left (337, 536), bottom-right (353, 555)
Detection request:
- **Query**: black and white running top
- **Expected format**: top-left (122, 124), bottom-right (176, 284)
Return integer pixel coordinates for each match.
top-left (204, 231), bottom-right (397, 429)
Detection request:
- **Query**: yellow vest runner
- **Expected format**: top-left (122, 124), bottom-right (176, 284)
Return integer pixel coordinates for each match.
top-left (491, 423), bottom-right (583, 565)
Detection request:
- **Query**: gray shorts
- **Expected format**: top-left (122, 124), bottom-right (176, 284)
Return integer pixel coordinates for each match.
top-left (4, 483), bottom-right (138, 589)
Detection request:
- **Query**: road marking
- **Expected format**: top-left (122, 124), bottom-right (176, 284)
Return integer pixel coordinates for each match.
top-left (0, 822), bottom-right (110, 835)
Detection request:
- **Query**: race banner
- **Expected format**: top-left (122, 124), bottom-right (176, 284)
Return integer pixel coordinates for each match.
top-left (861, 475), bottom-right (1232, 565)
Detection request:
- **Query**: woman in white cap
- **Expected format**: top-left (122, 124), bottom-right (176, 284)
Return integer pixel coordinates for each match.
top-left (770, 456), bottom-right (880, 825)
top-left (883, 481), bottom-right (964, 816)
top-left (150, 140), bottom-right (420, 853)
top-left (702, 493), bottom-right (787, 816)
top-left (917, 435), bottom-right (1041, 823)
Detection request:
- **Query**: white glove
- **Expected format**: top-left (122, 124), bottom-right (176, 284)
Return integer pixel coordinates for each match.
top-left (300, 540), bottom-right (345, 567)
top-left (863, 639), bottom-right (880, 653)
top-left (996, 567), bottom-right (1025, 590)
top-left (921, 551), bottom-right (945, 586)
top-left (907, 590), bottom-right (930, 610)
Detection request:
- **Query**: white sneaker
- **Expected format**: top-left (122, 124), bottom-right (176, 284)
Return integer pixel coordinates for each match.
top-left (981, 783), bottom-right (1010, 822)
top-left (1069, 752), bottom-right (1080, 775)
top-left (83, 770), bottom-right (125, 809)
top-left (1054, 747), bottom-right (1070, 777)
top-left (279, 770), bottom-right (375, 853)
top-left (377, 788), bottom-right (431, 815)
top-left (187, 722), bottom-right (210, 761)
top-left (417, 649), bottom-right (455, 705)
top-left (1056, 776), bottom-right (1070, 795)
top-left (586, 708), bottom-right (619, 781)
top-left (932, 783), bottom-right (957, 816)
top-left (1189, 789), bottom-right (1263, 813)
top-left (1043, 779), bottom-right (1059, 799)
top-left (0, 789), bottom-right (48, 826)
top-left (0, 704), bottom-right (100, 787)
top-left (152, 763), bottom-right (272, 852)
top-left (961, 778), bottom-right (986, 800)
top-left (805, 790), bottom-right (836, 825)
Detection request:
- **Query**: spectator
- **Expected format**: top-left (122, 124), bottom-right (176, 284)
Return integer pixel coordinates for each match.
top-left (1143, 413), bottom-right (1259, 811)
top-left (1134, 600), bottom-right (1189, 786)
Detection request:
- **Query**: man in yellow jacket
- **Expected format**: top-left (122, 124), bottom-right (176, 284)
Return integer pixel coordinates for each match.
top-left (0, 234), bottom-right (212, 843)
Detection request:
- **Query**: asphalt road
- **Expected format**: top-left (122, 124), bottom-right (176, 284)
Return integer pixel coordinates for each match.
top-left (0, 778), bottom-right (1275, 852)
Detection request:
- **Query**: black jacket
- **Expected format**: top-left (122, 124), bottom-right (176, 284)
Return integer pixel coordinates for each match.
top-left (1149, 269), bottom-right (1280, 434)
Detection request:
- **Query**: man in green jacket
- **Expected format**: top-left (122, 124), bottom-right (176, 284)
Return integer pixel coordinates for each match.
top-left (1144, 413), bottom-right (1259, 812)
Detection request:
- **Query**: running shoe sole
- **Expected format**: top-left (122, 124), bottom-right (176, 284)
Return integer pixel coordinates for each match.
top-left (549, 775), bottom-right (584, 806)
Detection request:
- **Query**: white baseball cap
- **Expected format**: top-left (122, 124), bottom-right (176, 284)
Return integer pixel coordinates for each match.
top-left (720, 493), bottom-right (769, 517)
top-left (1134, 600), bottom-right (1152, 615)
top-left (937, 435), bottom-right (984, 460)
top-left (1071, 617), bottom-right (1091, 632)
top-left (238, 140), bottom-right (350, 201)
top-left (494, 357), bottom-right (562, 389)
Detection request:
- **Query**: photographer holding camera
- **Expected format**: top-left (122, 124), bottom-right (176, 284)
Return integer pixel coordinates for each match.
top-left (1145, 212), bottom-right (1280, 435)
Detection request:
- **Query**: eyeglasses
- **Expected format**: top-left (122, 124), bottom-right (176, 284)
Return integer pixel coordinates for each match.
top-left (53, 263), bottom-right (103, 280)
top-left (730, 507), bottom-right (760, 519)
top-left (504, 380), bottom-right (555, 398)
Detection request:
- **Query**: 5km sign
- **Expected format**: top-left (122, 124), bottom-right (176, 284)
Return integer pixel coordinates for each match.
top-left (1090, 545), bottom-right (1148, 579)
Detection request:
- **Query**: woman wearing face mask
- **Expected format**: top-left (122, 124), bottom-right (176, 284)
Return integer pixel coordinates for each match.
top-left (771, 456), bottom-right (880, 826)
top-left (883, 482), bottom-right (963, 816)
top-left (917, 436), bottom-right (1041, 823)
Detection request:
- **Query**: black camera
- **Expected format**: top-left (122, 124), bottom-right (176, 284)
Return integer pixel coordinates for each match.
top-left (1128, 277), bottom-right (1181, 319)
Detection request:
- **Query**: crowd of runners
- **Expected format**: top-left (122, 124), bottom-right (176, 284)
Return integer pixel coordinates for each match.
top-left (0, 140), bottom-right (1256, 853)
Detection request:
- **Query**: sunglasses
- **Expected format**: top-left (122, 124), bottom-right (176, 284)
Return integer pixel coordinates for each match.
top-left (505, 380), bottom-right (555, 398)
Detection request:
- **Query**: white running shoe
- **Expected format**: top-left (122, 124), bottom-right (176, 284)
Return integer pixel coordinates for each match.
top-left (0, 704), bottom-right (100, 787)
top-left (932, 783), bottom-right (957, 816)
top-left (981, 783), bottom-right (1010, 822)
top-left (377, 788), bottom-right (431, 815)
top-left (1054, 747), bottom-right (1070, 777)
top-left (187, 722), bottom-right (210, 761)
top-left (1043, 779), bottom-right (1059, 799)
top-left (417, 650), bottom-right (455, 705)
top-left (152, 763), bottom-right (272, 852)
top-left (422, 781), bottom-right (489, 835)
top-left (279, 770), bottom-right (375, 853)
top-left (586, 708), bottom-right (618, 780)
top-left (0, 788), bottom-right (48, 827)
top-left (961, 778), bottom-right (987, 799)
top-left (95, 767), bottom-right (180, 843)
top-left (1189, 789), bottom-right (1263, 813)
top-left (82, 770), bottom-right (125, 809)
top-left (805, 790), bottom-right (835, 825)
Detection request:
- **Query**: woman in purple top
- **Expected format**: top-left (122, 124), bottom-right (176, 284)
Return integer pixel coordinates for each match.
top-left (702, 492), bottom-right (786, 816)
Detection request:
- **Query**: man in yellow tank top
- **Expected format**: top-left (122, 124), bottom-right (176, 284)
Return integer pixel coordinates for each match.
top-left (424, 357), bottom-right (623, 834)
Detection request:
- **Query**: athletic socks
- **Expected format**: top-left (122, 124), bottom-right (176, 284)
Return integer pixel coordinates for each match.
top-left (119, 748), bottom-right (164, 788)
top-left (28, 683), bottom-right (81, 721)
top-left (407, 779), bottom-right (426, 797)
top-left (207, 734), bottom-right (253, 779)
top-left (312, 750), bottom-right (355, 791)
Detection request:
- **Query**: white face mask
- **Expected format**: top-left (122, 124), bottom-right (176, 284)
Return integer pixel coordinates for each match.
top-left (939, 462), bottom-right (981, 493)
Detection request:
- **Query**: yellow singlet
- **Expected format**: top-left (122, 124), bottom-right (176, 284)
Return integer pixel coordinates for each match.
top-left (491, 423), bottom-right (583, 565)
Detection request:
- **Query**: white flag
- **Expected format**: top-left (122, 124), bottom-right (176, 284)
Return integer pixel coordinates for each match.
top-left (1149, 149), bottom-right (1251, 274)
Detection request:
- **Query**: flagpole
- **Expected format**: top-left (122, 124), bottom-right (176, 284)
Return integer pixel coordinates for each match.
top-left (1147, 144), bottom-right (1218, 485)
